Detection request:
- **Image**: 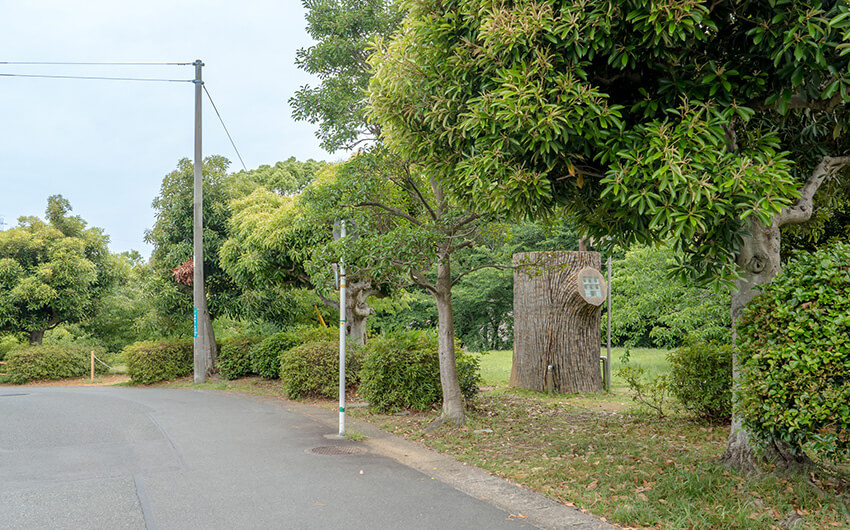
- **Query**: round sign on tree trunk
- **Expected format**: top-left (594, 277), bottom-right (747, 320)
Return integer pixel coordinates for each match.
top-left (511, 251), bottom-right (605, 394)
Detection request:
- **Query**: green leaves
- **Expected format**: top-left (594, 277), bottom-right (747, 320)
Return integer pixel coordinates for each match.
top-left (737, 242), bottom-right (850, 463)
top-left (0, 198), bottom-right (114, 340)
top-left (368, 0), bottom-right (850, 287)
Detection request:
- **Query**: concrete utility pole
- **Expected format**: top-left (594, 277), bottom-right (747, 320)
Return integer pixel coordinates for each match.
top-left (193, 59), bottom-right (206, 383)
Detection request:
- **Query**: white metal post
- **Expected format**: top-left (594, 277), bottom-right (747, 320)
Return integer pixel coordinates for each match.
top-left (338, 220), bottom-right (346, 436)
top-left (192, 59), bottom-right (206, 383)
top-left (606, 255), bottom-right (612, 391)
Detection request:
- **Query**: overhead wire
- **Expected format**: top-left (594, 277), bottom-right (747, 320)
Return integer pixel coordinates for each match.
top-left (0, 73), bottom-right (192, 82)
top-left (0, 61), bottom-right (193, 66)
top-left (0, 62), bottom-right (249, 170)
top-left (203, 85), bottom-right (248, 171)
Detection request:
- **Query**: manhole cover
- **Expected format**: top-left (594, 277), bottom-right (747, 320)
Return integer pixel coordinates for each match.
top-left (0, 393), bottom-right (28, 397)
top-left (307, 445), bottom-right (367, 456)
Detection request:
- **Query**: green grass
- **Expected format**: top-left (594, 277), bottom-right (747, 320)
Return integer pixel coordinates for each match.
top-left (480, 347), bottom-right (670, 390)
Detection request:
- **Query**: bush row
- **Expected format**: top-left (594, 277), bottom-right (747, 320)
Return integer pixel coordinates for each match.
top-left (121, 327), bottom-right (481, 413)
top-left (0, 344), bottom-right (110, 384)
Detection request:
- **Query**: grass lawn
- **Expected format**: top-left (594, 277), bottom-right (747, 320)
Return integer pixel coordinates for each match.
top-left (353, 348), bottom-right (850, 529)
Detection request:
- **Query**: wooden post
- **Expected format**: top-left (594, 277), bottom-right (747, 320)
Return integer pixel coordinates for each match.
top-left (511, 251), bottom-right (604, 393)
top-left (90, 351), bottom-right (95, 382)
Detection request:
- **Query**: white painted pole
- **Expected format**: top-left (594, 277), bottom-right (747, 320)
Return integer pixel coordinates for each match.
top-left (338, 220), bottom-right (346, 437)
top-left (192, 59), bottom-right (206, 383)
top-left (606, 255), bottom-right (612, 392)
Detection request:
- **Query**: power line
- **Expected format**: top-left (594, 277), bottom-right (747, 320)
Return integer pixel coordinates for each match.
top-left (0, 61), bottom-right (193, 66)
top-left (0, 73), bottom-right (192, 82)
top-left (203, 85), bottom-right (248, 171)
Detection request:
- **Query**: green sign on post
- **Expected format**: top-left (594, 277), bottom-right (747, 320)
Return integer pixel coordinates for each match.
top-left (193, 308), bottom-right (198, 338)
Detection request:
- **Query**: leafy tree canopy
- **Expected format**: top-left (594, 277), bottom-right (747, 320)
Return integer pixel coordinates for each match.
top-left (291, 0), bottom-right (405, 151)
top-left (369, 0), bottom-right (850, 285)
top-left (0, 195), bottom-right (116, 344)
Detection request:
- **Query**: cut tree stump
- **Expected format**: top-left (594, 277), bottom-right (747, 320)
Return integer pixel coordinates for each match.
top-left (511, 251), bottom-right (604, 394)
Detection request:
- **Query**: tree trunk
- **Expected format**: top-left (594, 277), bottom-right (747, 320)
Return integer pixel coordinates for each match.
top-left (511, 251), bottom-right (603, 393)
top-left (202, 302), bottom-right (217, 377)
top-left (431, 257), bottom-right (465, 427)
top-left (29, 329), bottom-right (45, 346)
top-left (723, 218), bottom-right (808, 473)
top-left (346, 284), bottom-right (375, 345)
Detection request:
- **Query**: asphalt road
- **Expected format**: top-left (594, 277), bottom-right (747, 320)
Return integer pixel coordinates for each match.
top-left (0, 387), bottom-right (543, 530)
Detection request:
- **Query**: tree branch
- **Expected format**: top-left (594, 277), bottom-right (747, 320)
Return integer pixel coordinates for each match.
top-left (403, 164), bottom-right (438, 221)
top-left (776, 155), bottom-right (850, 226)
top-left (355, 201), bottom-right (424, 227)
top-left (409, 268), bottom-right (437, 295)
top-left (451, 263), bottom-right (513, 286)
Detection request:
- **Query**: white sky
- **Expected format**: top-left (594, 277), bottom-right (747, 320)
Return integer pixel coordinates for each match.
top-left (0, 0), bottom-right (335, 257)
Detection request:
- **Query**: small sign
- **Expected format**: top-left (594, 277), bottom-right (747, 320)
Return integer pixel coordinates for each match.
top-left (193, 308), bottom-right (198, 338)
top-left (576, 267), bottom-right (607, 306)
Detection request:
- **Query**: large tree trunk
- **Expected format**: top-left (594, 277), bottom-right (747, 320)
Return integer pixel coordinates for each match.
top-left (511, 251), bottom-right (603, 393)
top-left (346, 283), bottom-right (375, 345)
top-left (723, 222), bottom-right (811, 473)
top-left (29, 329), bottom-right (45, 346)
top-left (723, 218), bottom-right (782, 473)
top-left (721, 156), bottom-right (850, 473)
top-left (431, 257), bottom-right (465, 428)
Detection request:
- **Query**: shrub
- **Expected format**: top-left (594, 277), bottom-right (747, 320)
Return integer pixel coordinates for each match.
top-left (359, 330), bottom-right (481, 413)
top-left (738, 242), bottom-right (850, 463)
top-left (616, 349), bottom-right (672, 417)
top-left (279, 340), bottom-right (364, 399)
top-left (218, 334), bottom-right (262, 380)
top-left (0, 334), bottom-right (22, 362)
top-left (252, 326), bottom-right (337, 379)
top-left (1, 344), bottom-right (109, 384)
top-left (668, 341), bottom-right (732, 423)
top-left (124, 339), bottom-right (193, 384)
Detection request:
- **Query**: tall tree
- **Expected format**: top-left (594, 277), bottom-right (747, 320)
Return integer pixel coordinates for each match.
top-left (304, 147), bottom-right (499, 427)
top-left (290, 0), bottom-right (404, 151)
top-left (221, 165), bottom-right (386, 343)
top-left (0, 196), bottom-right (116, 345)
top-left (368, 0), bottom-right (850, 471)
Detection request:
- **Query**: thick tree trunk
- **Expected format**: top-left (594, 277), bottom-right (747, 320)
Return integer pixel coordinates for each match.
top-left (29, 329), bottom-right (45, 346)
top-left (431, 257), bottom-right (465, 428)
top-left (511, 251), bottom-right (603, 393)
top-left (346, 284), bottom-right (375, 345)
top-left (723, 219), bottom-right (809, 473)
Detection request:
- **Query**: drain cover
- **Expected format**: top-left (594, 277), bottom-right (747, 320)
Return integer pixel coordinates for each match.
top-left (308, 445), bottom-right (367, 456)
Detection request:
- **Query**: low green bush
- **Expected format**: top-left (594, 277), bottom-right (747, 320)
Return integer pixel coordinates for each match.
top-left (738, 242), bottom-right (850, 463)
top-left (280, 340), bottom-right (364, 399)
top-left (668, 341), bottom-right (732, 423)
top-left (252, 326), bottom-right (337, 379)
top-left (617, 349), bottom-right (672, 418)
top-left (218, 334), bottom-right (262, 380)
top-left (0, 334), bottom-right (22, 362)
top-left (1, 344), bottom-right (108, 384)
top-left (124, 339), bottom-right (193, 384)
top-left (359, 330), bottom-right (480, 413)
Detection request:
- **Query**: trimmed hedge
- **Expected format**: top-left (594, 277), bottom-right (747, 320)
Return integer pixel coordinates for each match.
top-left (280, 340), bottom-right (364, 399)
top-left (359, 330), bottom-right (480, 413)
top-left (738, 242), bottom-right (850, 463)
top-left (124, 339), bottom-right (193, 384)
top-left (1, 344), bottom-right (108, 384)
top-left (668, 340), bottom-right (732, 423)
top-left (218, 334), bottom-right (262, 380)
top-left (252, 326), bottom-right (337, 379)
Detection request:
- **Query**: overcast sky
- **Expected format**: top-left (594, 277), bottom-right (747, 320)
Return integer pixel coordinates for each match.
top-left (0, 0), bottom-right (334, 257)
